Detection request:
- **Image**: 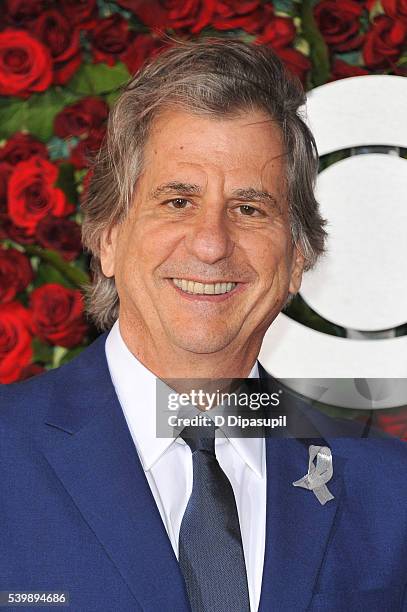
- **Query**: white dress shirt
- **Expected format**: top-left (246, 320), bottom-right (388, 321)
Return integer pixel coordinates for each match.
top-left (105, 320), bottom-right (266, 612)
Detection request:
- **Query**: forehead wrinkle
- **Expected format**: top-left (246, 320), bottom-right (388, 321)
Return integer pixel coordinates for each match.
top-left (241, 117), bottom-right (278, 128)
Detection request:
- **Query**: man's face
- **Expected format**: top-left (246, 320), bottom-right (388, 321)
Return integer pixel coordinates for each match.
top-left (101, 108), bottom-right (304, 356)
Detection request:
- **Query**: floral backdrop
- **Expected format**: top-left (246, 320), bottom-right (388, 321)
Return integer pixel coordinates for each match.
top-left (0, 0), bottom-right (406, 436)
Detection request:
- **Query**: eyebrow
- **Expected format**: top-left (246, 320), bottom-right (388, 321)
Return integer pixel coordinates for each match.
top-left (231, 187), bottom-right (279, 209)
top-left (150, 182), bottom-right (279, 208)
top-left (150, 182), bottom-right (202, 199)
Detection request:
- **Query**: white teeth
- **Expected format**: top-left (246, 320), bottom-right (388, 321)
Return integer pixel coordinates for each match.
top-left (172, 279), bottom-right (237, 295)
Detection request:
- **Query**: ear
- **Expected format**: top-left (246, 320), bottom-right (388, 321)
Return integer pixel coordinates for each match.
top-left (288, 245), bottom-right (305, 295)
top-left (100, 224), bottom-right (120, 278)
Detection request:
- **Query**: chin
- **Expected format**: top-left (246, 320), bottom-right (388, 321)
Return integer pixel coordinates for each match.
top-left (168, 328), bottom-right (238, 355)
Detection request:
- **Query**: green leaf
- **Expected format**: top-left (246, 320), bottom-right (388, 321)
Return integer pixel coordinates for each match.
top-left (34, 263), bottom-right (73, 289)
top-left (337, 50), bottom-right (363, 66)
top-left (397, 54), bottom-right (407, 67)
top-left (52, 346), bottom-right (69, 368)
top-left (14, 290), bottom-right (29, 307)
top-left (56, 162), bottom-right (79, 205)
top-left (1, 238), bottom-right (17, 249)
top-left (368, 0), bottom-right (385, 21)
top-left (48, 135), bottom-right (72, 161)
top-left (24, 245), bottom-right (89, 289)
top-left (273, 0), bottom-right (295, 17)
top-left (67, 62), bottom-right (130, 96)
top-left (25, 88), bottom-right (80, 141)
top-left (74, 168), bottom-right (88, 185)
top-left (32, 337), bottom-right (54, 363)
top-left (58, 346), bottom-right (85, 366)
top-left (300, 0), bottom-right (330, 88)
top-left (105, 89), bottom-right (121, 108)
top-left (294, 37), bottom-right (310, 57)
top-left (0, 97), bottom-right (28, 139)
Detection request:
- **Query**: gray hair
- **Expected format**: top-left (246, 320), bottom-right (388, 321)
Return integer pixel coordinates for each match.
top-left (81, 38), bottom-right (327, 330)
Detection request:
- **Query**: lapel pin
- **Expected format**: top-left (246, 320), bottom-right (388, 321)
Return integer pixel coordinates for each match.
top-left (292, 445), bottom-right (334, 506)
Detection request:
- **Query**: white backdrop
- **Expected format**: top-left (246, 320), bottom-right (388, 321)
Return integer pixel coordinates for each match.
top-left (259, 75), bottom-right (407, 378)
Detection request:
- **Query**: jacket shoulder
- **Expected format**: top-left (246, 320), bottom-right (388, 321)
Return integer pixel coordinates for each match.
top-left (0, 333), bottom-right (109, 432)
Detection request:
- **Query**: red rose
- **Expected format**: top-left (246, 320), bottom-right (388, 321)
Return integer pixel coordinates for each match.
top-left (0, 214), bottom-right (35, 244)
top-left (32, 11), bottom-right (82, 85)
top-left (0, 29), bottom-right (52, 97)
top-left (18, 362), bottom-right (45, 380)
top-left (59, 0), bottom-right (98, 29)
top-left (0, 132), bottom-right (48, 165)
top-left (4, 0), bottom-right (46, 29)
top-left (0, 301), bottom-right (32, 384)
top-left (374, 409), bottom-right (407, 440)
top-left (30, 283), bottom-right (87, 348)
top-left (36, 217), bottom-right (82, 261)
top-left (0, 214), bottom-right (8, 239)
top-left (7, 157), bottom-right (73, 235)
top-left (0, 247), bottom-right (33, 303)
top-left (0, 213), bottom-right (34, 244)
top-left (70, 128), bottom-right (106, 169)
top-left (256, 16), bottom-right (297, 49)
top-left (382, 0), bottom-right (407, 26)
top-left (274, 47), bottom-right (311, 85)
top-left (90, 14), bottom-right (131, 66)
top-left (122, 34), bottom-right (168, 75)
top-left (212, 0), bottom-right (266, 33)
top-left (54, 97), bottom-right (109, 139)
top-left (330, 58), bottom-right (370, 80)
top-left (363, 15), bottom-right (407, 68)
top-left (116, 0), bottom-right (215, 33)
top-left (314, 0), bottom-right (364, 52)
top-left (0, 162), bottom-right (12, 213)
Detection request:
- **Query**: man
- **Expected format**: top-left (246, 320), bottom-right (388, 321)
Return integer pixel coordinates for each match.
top-left (1, 40), bottom-right (406, 612)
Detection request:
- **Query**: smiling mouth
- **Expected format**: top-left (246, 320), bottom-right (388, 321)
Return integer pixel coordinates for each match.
top-left (171, 278), bottom-right (237, 295)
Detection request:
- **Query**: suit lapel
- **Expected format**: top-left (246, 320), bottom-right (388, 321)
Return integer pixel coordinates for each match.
top-left (258, 436), bottom-right (346, 611)
top-left (42, 334), bottom-right (190, 611)
top-left (257, 364), bottom-right (347, 611)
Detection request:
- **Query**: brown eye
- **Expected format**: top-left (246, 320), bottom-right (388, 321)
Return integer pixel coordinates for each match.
top-left (239, 205), bottom-right (258, 216)
top-left (168, 198), bottom-right (189, 209)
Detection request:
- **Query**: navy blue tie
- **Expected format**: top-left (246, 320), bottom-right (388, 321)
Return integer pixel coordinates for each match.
top-left (178, 421), bottom-right (250, 612)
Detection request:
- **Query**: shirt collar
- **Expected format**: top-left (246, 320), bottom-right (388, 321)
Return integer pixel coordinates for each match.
top-left (105, 320), bottom-right (264, 477)
top-left (105, 320), bottom-right (171, 471)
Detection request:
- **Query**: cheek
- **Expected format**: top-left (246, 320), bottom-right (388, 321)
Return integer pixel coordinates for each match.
top-left (242, 230), bottom-right (293, 286)
top-left (120, 218), bottom-right (184, 278)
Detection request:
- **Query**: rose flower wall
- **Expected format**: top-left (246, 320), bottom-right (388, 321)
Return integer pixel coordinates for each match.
top-left (0, 0), bottom-right (406, 433)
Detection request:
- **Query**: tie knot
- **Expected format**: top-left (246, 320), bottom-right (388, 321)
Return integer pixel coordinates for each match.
top-left (180, 420), bottom-right (216, 454)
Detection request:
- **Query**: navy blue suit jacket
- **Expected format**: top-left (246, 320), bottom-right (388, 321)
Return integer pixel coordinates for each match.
top-left (0, 333), bottom-right (406, 611)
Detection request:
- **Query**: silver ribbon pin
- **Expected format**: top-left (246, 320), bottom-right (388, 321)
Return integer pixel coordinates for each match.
top-left (292, 445), bottom-right (334, 505)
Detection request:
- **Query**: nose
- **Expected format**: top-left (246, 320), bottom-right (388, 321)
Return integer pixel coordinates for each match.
top-left (185, 207), bottom-right (234, 264)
